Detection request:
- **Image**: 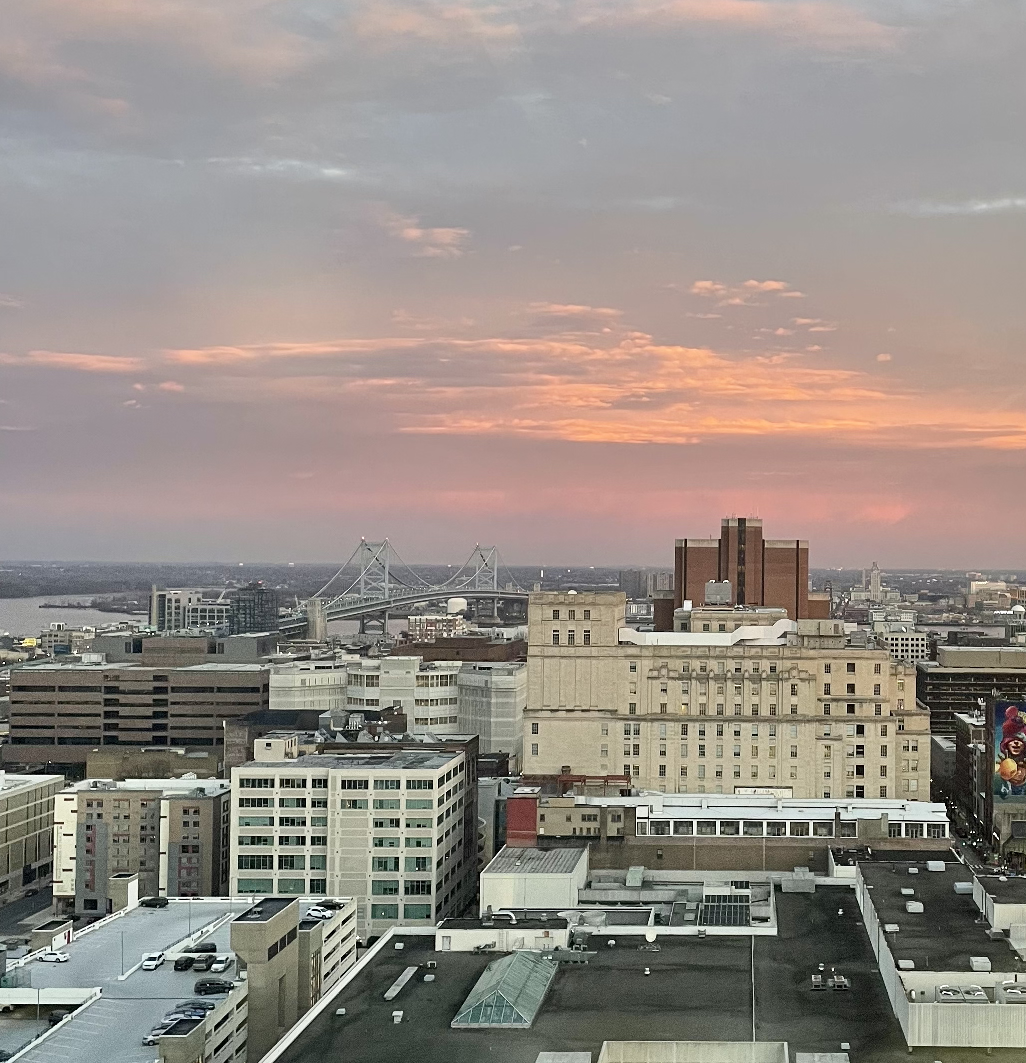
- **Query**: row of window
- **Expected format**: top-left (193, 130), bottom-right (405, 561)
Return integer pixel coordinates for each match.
top-left (635, 818), bottom-right (946, 838)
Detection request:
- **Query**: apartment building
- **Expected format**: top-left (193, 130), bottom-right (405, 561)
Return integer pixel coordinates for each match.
top-left (52, 776), bottom-right (232, 915)
top-left (230, 746), bottom-right (476, 935)
top-left (4, 659), bottom-right (270, 769)
top-left (456, 662), bottom-right (527, 761)
top-left (344, 657), bottom-right (462, 735)
top-left (523, 592), bottom-right (929, 801)
top-left (0, 771), bottom-right (63, 901)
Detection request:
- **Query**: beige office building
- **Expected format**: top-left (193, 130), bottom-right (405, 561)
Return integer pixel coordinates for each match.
top-left (0, 771), bottom-right (64, 901)
top-left (523, 593), bottom-right (929, 801)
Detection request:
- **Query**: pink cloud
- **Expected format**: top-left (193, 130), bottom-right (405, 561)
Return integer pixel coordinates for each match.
top-left (0, 350), bottom-right (144, 372)
top-left (384, 211), bottom-right (470, 258)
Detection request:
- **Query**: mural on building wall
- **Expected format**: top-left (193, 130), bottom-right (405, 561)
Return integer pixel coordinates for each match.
top-left (994, 701), bottom-right (1026, 800)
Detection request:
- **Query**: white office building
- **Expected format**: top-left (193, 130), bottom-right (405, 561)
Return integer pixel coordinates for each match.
top-left (270, 659), bottom-right (353, 714)
top-left (457, 662), bottom-right (527, 762)
top-left (344, 657), bottom-right (462, 735)
top-left (230, 745), bottom-right (476, 936)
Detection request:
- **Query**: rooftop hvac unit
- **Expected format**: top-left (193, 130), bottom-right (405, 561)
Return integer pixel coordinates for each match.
top-left (970, 957), bottom-right (992, 973)
top-left (884, 923), bottom-right (900, 933)
top-left (900, 888), bottom-right (915, 897)
top-left (953, 882), bottom-right (974, 895)
top-left (927, 861), bottom-right (946, 872)
top-left (907, 867), bottom-right (919, 875)
top-left (391, 1011), bottom-right (403, 1024)
top-left (905, 901), bottom-right (924, 914)
top-left (897, 960), bottom-right (915, 970)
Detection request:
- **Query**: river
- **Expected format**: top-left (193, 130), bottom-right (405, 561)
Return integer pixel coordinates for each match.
top-left (0, 596), bottom-right (140, 638)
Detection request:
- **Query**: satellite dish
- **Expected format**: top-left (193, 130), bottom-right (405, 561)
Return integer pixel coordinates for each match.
top-left (645, 929), bottom-right (657, 943)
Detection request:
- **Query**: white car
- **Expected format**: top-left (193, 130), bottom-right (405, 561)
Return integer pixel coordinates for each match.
top-left (210, 955), bottom-right (234, 973)
top-left (39, 951), bottom-right (70, 963)
top-left (305, 906), bottom-right (334, 920)
top-left (141, 952), bottom-right (166, 970)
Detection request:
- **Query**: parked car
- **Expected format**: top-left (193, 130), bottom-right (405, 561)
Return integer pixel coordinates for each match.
top-left (139, 896), bottom-right (169, 909)
top-left (185, 941), bottom-right (218, 954)
top-left (141, 952), bottom-right (166, 970)
top-left (191, 954), bottom-right (216, 972)
top-left (174, 999), bottom-right (217, 1012)
top-left (210, 955), bottom-right (234, 973)
top-left (24, 888), bottom-right (39, 897)
top-left (142, 1022), bottom-right (177, 1046)
top-left (165, 1009), bottom-right (207, 1023)
top-left (48, 1010), bottom-right (71, 1027)
top-left (305, 906), bottom-right (335, 920)
top-left (194, 979), bottom-right (233, 996)
top-left (173, 954), bottom-right (196, 971)
top-left (39, 951), bottom-right (70, 964)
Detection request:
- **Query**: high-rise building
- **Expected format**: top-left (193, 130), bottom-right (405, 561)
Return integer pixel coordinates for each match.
top-left (673, 517), bottom-right (830, 620)
top-left (869, 561), bottom-right (883, 602)
top-left (270, 660), bottom-right (351, 715)
top-left (916, 647), bottom-right (1026, 735)
top-left (230, 744), bottom-right (477, 936)
top-left (523, 592), bottom-right (929, 801)
top-left (230, 582), bottom-right (281, 634)
top-left (52, 776), bottom-right (232, 915)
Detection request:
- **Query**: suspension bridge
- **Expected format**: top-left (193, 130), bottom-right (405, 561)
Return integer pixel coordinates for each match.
top-left (278, 539), bottom-right (529, 636)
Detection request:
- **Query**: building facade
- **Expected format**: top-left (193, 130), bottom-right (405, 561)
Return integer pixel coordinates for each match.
top-left (523, 592), bottom-right (929, 802)
top-left (673, 517), bottom-right (830, 620)
top-left (4, 659), bottom-right (270, 769)
top-left (344, 657), bottom-right (462, 736)
top-left (0, 772), bottom-right (63, 901)
top-left (230, 746), bottom-right (477, 935)
top-left (52, 776), bottom-right (231, 915)
top-left (406, 614), bottom-right (469, 640)
top-left (457, 662), bottom-right (527, 761)
top-left (270, 660), bottom-right (350, 715)
top-left (917, 647), bottom-right (1026, 735)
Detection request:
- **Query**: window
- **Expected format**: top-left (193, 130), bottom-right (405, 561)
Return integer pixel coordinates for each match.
top-left (846, 684), bottom-right (855, 695)
top-left (339, 779), bottom-right (369, 790)
top-left (340, 799), bottom-right (368, 810)
top-left (374, 779), bottom-right (401, 791)
top-left (583, 631), bottom-right (591, 645)
top-left (371, 904), bottom-right (399, 920)
top-left (531, 744), bottom-right (539, 756)
top-left (279, 778), bottom-right (306, 789)
top-left (373, 799), bottom-right (400, 810)
top-left (407, 779), bottom-right (434, 790)
top-left (404, 903), bottom-right (432, 919)
top-left (406, 856), bottom-right (431, 872)
top-left (873, 684), bottom-right (881, 696)
top-left (240, 778), bottom-right (273, 789)
top-left (372, 880), bottom-right (400, 895)
top-left (552, 631), bottom-right (560, 645)
top-left (874, 663), bottom-right (882, 674)
top-left (404, 880), bottom-right (432, 895)
top-left (568, 609), bottom-right (576, 620)
top-left (567, 630), bottom-right (576, 646)
top-left (552, 609), bottom-right (560, 620)
top-left (847, 662), bottom-right (856, 673)
top-left (823, 684), bottom-right (831, 695)
top-left (791, 684), bottom-right (798, 696)
top-left (658, 765), bottom-right (666, 778)
top-left (630, 662), bottom-right (637, 673)
top-left (531, 722), bottom-right (539, 734)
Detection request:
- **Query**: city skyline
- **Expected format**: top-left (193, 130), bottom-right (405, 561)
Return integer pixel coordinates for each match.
top-left (2, 1), bottom-right (1024, 565)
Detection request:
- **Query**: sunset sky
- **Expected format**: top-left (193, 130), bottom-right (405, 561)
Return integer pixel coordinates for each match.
top-left (1, 0), bottom-right (1024, 566)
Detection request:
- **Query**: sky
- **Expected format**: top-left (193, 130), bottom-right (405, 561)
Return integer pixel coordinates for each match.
top-left (1, 0), bottom-right (1024, 567)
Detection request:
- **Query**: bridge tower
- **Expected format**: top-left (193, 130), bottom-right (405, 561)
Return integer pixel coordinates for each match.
top-left (469, 545), bottom-right (501, 624)
top-left (356, 539), bottom-right (395, 634)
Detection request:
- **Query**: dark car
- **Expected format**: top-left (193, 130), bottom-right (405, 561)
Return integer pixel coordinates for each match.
top-left (193, 979), bottom-right (233, 996)
top-left (139, 896), bottom-right (169, 908)
top-left (185, 942), bottom-right (218, 954)
top-left (173, 955), bottom-right (196, 971)
top-left (191, 954), bottom-right (216, 972)
top-left (173, 999), bottom-right (217, 1013)
top-left (48, 1011), bottom-right (71, 1027)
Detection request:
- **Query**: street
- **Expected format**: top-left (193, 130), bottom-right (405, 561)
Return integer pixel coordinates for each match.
top-left (0, 888), bottom-right (54, 939)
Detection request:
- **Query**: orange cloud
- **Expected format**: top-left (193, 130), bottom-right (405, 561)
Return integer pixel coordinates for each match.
top-left (384, 212), bottom-right (470, 258)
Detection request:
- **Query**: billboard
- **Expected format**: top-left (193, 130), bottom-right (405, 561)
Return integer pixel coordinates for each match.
top-left (994, 700), bottom-right (1026, 802)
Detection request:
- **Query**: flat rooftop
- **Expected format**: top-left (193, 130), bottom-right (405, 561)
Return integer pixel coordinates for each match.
top-left (14, 898), bottom-right (337, 1063)
top-left (485, 848), bottom-right (587, 875)
top-left (235, 896), bottom-right (297, 922)
top-left (973, 873), bottom-right (1026, 905)
top-left (861, 862), bottom-right (1026, 974)
top-left (246, 749), bottom-right (462, 771)
top-left (16, 660), bottom-right (267, 671)
top-left (271, 889), bottom-right (1023, 1063)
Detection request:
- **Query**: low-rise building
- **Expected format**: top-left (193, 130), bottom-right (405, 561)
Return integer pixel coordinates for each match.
top-left (270, 660), bottom-right (350, 715)
top-left (406, 614), bottom-right (469, 640)
top-left (230, 744), bottom-right (477, 936)
top-left (52, 776), bottom-right (232, 915)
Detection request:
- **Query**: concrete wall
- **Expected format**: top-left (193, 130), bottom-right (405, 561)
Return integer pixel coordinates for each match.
top-left (599, 1041), bottom-right (788, 1063)
top-left (434, 926), bottom-right (570, 952)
